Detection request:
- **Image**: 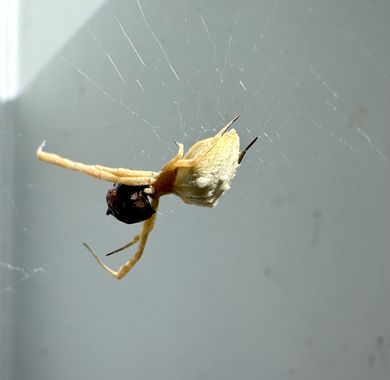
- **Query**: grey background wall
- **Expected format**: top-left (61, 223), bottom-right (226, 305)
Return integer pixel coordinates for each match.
top-left (1, 1), bottom-right (390, 379)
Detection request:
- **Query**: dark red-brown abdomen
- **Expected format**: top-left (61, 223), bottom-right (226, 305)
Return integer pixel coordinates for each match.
top-left (106, 184), bottom-right (155, 224)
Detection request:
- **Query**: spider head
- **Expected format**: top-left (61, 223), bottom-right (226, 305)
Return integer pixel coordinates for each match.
top-left (106, 184), bottom-right (155, 224)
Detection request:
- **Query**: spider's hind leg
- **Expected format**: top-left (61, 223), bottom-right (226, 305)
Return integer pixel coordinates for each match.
top-left (84, 199), bottom-right (159, 279)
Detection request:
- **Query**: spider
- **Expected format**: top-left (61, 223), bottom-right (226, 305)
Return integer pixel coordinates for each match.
top-left (37, 115), bottom-right (257, 279)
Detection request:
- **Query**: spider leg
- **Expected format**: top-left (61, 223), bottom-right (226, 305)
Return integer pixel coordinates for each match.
top-left (105, 234), bottom-right (140, 256)
top-left (84, 199), bottom-right (159, 279)
top-left (161, 142), bottom-right (184, 171)
top-left (159, 116), bottom-right (241, 172)
top-left (172, 157), bottom-right (202, 168)
top-left (37, 141), bottom-right (158, 186)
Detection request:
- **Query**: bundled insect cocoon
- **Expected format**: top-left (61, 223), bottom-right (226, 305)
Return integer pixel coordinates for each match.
top-left (173, 129), bottom-right (240, 207)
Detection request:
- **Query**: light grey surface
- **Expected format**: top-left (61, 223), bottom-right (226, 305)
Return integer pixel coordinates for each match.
top-left (1, 0), bottom-right (390, 379)
top-left (18, 0), bottom-right (106, 95)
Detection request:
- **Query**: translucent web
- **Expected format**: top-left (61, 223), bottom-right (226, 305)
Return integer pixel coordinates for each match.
top-left (1, 0), bottom-right (389, 293)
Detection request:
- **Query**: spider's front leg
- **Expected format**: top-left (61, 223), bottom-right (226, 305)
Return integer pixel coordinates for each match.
top-left (84, 199), bottom-right (159, 279)
top-left (37, 141), bottom-right (158, 187)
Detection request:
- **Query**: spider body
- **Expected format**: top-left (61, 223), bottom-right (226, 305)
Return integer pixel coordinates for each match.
top-left (106, 184), bottom-right (155, 224)
top-left (37, 115), bottom-right (257, 279)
